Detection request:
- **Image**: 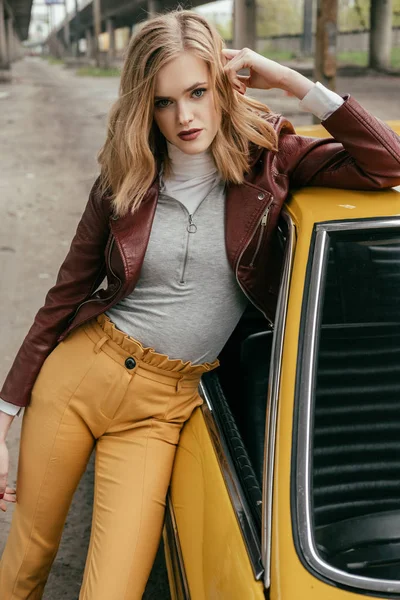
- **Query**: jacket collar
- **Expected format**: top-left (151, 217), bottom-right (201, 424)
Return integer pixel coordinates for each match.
top-left (110, 143), bottom-right (265, 232)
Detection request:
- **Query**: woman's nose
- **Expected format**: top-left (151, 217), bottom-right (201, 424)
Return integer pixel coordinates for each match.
top-left (178, 104), bottom-right (193, 126)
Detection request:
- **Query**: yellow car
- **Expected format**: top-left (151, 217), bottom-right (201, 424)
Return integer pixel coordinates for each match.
top-left (163, 121), bottom-right (400, 600)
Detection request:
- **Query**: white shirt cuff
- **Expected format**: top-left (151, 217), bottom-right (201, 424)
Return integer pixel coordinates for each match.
top-left (298, 81), bottom-right (345, 121)
top-left (0, 398), bottom-right (22, 416)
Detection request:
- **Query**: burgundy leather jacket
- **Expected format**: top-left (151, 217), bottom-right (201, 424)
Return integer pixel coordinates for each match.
top-left (2, 95), bottom-right (400, 408)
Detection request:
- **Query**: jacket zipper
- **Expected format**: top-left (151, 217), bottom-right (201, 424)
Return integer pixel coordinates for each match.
top-left (235, 200), bottom-right (274, 328)
top-left (180, 214), bottom-right (197, 284)
top-left (66, 236), bottom-right (122, 325)
top-left (249, 208), bottom-right (270, 267)
top-left (161, 189), bottom-right (216, 285)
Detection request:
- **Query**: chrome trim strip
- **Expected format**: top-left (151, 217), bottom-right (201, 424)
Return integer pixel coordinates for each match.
top-left (261, 210), bottom-right (296, 588)
top-left (296, 217), bottom-right (400, 594)
top-left (164, 493), bottom-right (191, 599)
top-left (316, 216), bottom-right (400, 234)
top-left (198, 383), bottom-right (264, 580)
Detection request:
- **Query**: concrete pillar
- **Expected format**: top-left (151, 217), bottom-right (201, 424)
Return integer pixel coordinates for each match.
top-left (302, 0), bottom-right (314, 56)
top-left (11, 30), bottom-right (16, 60)
top-left (13, 32), bottom-right (20, 60)
top-left (0, 0), bottom-right (10, 69)
top-left (86, 28), bottom-right (93, 58)
top-left (369, 0), bottom-right (392, 70)
top-left (48, 32), bottom-right (64, 59)
top-left (74, 0), bottom-right (81, 57)
top-left (63, 24), bottom-right (69, 54)
top-left (63, 22), bottom-right (71, 54)
top-left (106, 17), bottom-right (115, 63)
top-left (63, 0), bottom-right (70, 54)
top-left (92, 0), bottom-right (101, 67)
top-left (233, 0), bottom-right (256, 51)
top-left (6, 17), bottom-right (14, 63)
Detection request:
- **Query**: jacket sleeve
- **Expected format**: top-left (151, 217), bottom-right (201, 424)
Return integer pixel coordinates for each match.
top-left (0, 176), bottom-right (110, 409)
top-left (277, 94), bottom-right (400, 190)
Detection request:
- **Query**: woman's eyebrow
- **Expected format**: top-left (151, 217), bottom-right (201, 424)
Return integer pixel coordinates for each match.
top-left (154, 81), bottom-right (208, 100)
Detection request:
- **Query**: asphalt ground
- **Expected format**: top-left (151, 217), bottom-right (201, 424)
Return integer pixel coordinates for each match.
top-left (0, 56), bottom-right (399, 599)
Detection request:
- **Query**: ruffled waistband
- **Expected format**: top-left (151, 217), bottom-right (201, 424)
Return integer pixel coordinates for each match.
top-left (90, 313), bottom-right (220, 377)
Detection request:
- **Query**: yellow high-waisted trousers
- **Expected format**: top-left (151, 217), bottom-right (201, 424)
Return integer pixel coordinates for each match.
top-left (0, 313), bottom-right (219, 599)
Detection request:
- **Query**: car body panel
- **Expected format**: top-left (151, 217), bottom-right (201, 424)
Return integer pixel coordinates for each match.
top-left (270, 186), bottom-right (400, 600)
top-left (295, 119), bottom-right (400, 139)
top-left (168, 407), bottom-right (265, 600)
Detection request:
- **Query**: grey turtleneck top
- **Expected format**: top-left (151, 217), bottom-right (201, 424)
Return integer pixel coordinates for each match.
top-left (104, 140), bottom-right (249, 364)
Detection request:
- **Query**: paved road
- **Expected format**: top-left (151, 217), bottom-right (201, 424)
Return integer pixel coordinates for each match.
top-left (0, 57), bottom-right (169, 599)
top-left (0, 56), bottom-right (399, 599)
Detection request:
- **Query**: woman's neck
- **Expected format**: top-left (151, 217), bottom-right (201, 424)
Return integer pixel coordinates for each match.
top-left (163, 140), bottom-right (217, 181)
top-left (158, 140), bottom-right (222, 211)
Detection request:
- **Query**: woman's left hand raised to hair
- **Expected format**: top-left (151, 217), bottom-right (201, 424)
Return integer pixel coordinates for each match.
top-left (222, 47), bottom-right (314, 101)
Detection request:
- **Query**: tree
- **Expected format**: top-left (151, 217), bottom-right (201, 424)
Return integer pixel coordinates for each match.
top-left (257, 0), bottom-right (302, 37)
top-left (339, 0), bottom-right (368, 31)
top-left (339, 0), bottom-right (400, 31)
top-left (315, 0), bottom-right (338, 91)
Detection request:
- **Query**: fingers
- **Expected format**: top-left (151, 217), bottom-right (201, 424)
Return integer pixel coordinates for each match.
top-left (0, 487), bottom-right (17, 502)
top-left (0, 476), bottom-right (6, 500)
top-left (221, 48), bottom-right (240, 58)
top-left (0, 441), bottom-right (12, 510)
top-left (0, 487), bottom-right (17, 512)
top-left (221, 48), bottom-right (250, 94)
top-left (221, 47), bottom-right (250, 65)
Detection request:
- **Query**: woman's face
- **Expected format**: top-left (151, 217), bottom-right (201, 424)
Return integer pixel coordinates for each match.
top-left (153, 52), bottom-right (221, 155)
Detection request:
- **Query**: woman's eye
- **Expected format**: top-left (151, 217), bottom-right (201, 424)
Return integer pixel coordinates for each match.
top-left (192, 88), bottom-right (207, 98)
top-left (155, 88), bottom-right (207, 109)
top-left (155, 99), bottom-right (170, 109)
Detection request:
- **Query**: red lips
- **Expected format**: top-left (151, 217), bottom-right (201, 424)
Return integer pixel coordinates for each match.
top-left (178, 128), bottom-right (202, 137)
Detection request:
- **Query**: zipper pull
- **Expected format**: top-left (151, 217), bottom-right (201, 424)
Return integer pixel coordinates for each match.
top-left (187, 214), bottom-right (197, 234)
top-left (261, 209), bottom-right (269, 226)
top-left (249, 208), bottom-right (270, 268)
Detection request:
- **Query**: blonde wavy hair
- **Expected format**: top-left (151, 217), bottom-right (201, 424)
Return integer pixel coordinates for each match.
top-left (98, 6), bottom-right (279, 218)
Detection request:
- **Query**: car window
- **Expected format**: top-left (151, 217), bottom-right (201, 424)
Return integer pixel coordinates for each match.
top-left (321, 231), bottom-right (400, 324)
top-left (295, 223), bottom-right (400, 592)
top-left (315, 231), bottom-right (400, 522)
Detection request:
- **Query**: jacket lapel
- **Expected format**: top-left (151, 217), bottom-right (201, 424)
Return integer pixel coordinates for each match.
top-left (225, 178), bottom-right (273, 269)
top-left (109, 177), bottom-right (159, 293)
top-left (109, 148), bottom-right (271, 287)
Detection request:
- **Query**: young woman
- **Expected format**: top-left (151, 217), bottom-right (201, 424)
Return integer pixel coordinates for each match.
top-left (1, 7), bottom-right (400, 599)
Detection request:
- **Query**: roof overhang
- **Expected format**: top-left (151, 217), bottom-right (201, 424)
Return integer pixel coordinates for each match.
top-left (5, 0), bottom-right (33, 41)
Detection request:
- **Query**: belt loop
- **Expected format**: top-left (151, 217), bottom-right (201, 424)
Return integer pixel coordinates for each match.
top-left (94, 335), bottom-right (109, 354)
top-left (176, 377), bottom-right (183, 393)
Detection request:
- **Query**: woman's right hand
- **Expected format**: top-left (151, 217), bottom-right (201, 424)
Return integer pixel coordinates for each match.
top-left (0, 440), bottom-right (17, 512)
top-left (0, 410), bottom-right (18, 512)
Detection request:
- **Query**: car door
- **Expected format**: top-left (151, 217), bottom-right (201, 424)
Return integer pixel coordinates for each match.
top-left (163, 215), bottom-right (294, 600)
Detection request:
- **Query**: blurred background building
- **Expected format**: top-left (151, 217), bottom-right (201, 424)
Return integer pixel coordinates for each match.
top-left (24, 0), bottom-right (400, 72)
top-left (1, 0), bottom-right (399, 82)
